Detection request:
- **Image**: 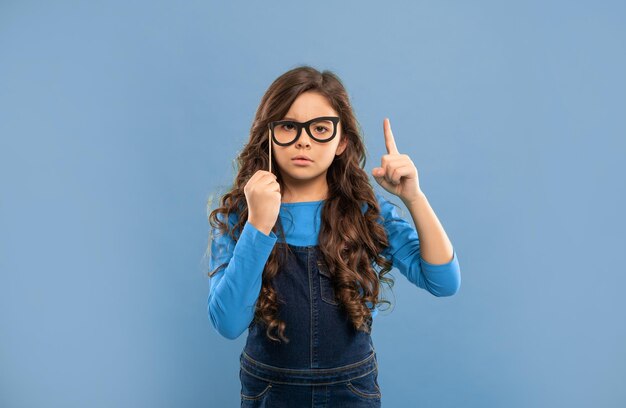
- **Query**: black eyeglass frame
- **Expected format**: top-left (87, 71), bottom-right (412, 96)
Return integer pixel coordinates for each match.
top-left (267, 116), bottom-right (340, 146)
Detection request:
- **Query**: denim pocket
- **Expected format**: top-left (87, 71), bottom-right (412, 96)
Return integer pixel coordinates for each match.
top-left (345, 368), bottom-right (381, 400)
top-left (240, 368), bottom-right (273, 402)
top-left (318, 260), bottom-right (339, 306)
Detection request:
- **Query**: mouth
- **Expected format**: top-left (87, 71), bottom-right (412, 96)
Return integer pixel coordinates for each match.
top-left (291, 158), bottom-right (313, 165)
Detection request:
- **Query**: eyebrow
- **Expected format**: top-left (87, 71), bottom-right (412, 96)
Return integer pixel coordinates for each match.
top-left (282, 115), bottom-right (333, 121)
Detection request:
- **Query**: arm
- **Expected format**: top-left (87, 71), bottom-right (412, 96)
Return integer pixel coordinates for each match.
top-left (207, 213), bottom-right (277, 339)
top-left (377, 192), bottom-right (461, 297)
top-left (402, 191), bottom-right (454, 265)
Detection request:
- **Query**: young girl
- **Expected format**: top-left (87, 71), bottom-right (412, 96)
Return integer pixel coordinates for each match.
top-left (207, 65), bottom-right (461, 407)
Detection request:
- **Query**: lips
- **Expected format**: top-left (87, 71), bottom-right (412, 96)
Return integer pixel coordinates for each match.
top-left (292, 156), bottom-right (312, 161)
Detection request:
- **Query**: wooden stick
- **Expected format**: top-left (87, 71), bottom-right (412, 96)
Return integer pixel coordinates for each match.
top-left (268, 128), bottom-right (272, 173)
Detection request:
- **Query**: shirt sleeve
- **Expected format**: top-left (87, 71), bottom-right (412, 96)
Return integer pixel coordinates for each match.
top-left (375, 192), bottom-right (461, 297)
top-left (207, 212), bottom-right (278, 339)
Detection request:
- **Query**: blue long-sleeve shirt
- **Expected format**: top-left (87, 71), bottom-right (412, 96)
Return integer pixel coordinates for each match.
top-left (207, 192), bottom-right (461, 340)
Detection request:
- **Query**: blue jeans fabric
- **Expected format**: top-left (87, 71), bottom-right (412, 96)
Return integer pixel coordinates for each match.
top-left (240, 243), bottom-right (381, 407)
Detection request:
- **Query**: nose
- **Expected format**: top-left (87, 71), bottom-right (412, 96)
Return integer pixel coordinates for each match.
top-left (294, 130), bottom-right (312, 148)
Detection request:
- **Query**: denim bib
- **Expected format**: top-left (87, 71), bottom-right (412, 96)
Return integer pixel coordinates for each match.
top-left (239, 242), bottom-right (381, 407)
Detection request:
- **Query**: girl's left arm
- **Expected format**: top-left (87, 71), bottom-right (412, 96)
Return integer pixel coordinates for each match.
top-left (402, 192), bottom-right (454, 265)
top-left (374, 192), bottom-right (460, 297)
top-left (372, 117), bottom-right (454, 265)
top-left (372, 118), bottom-right (460, 297)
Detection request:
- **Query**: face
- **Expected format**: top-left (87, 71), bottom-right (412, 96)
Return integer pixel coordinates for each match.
top-left (270, 91), bottom-right (347, 182)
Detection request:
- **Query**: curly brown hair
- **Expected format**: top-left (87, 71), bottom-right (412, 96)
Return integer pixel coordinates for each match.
top-left (206, 65), bottom-right (395, 343)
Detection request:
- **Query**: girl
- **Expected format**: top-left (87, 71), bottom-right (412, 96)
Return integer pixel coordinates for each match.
top-left (207, 65), bottom-right (461, 407)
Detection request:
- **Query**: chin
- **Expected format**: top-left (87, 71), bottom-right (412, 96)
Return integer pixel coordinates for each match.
top-left (285, 169), bottom-right (324, 180)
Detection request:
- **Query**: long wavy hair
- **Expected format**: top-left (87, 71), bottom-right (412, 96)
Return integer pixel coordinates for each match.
top-left (206, 65), bottom-right (396, 343)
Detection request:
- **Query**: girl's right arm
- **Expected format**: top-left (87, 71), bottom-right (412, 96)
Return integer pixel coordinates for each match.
top-left (207, 211), bottom-right (277, 340)
top-left (209, 170), bottom-right (281, 339)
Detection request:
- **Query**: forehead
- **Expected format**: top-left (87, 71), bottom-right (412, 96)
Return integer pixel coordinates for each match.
top-left (283, 91), bottom-right (338, 121)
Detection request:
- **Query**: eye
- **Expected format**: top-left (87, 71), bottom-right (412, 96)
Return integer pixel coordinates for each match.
top-left (280, 123), bottom-right (295, 131)
top-left (310, 119), bottom-right (334, 136)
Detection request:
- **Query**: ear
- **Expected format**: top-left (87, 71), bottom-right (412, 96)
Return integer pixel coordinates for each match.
top-left (336, 136), bottom-right (348, 156)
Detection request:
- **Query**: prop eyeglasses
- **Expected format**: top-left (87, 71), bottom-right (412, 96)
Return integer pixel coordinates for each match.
top-left (267, 116), bottom-right (340, 173)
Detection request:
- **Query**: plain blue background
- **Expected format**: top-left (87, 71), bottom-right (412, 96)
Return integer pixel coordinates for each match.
top-left (1, 1), bottom-right (625, 407)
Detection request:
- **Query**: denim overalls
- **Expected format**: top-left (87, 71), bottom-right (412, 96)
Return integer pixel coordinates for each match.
top-left (239, 242), bottom-right (382, 407)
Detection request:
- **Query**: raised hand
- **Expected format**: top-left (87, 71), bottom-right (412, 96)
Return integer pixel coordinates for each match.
top-left (372, 118), bottom-right (422, 203)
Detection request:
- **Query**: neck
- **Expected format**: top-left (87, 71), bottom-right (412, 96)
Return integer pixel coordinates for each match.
top-left (280, 174), bottom-right (329, 203)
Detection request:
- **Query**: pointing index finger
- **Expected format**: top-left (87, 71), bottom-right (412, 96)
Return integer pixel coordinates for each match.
top-left (384, 118), bottom-right (399, 154)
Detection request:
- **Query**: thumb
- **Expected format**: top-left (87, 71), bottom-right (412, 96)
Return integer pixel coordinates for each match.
top-left (372, 167), bottom-right (385, 180)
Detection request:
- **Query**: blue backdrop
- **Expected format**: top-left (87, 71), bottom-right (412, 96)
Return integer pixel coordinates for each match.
top-left (1, 1), bottom-right (625, 407)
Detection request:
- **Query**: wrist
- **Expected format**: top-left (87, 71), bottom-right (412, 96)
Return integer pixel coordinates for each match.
top-left (402, 190), bottom-right (426, 206)
top-left (248, 218), bottom-right (273, 236)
